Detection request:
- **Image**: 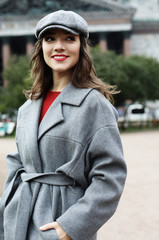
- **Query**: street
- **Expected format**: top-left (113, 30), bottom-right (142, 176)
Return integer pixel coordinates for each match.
top-left (0, 130), bottom-right (159, 240)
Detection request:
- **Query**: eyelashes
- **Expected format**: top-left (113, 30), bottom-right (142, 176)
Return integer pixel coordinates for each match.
top-left (44, 35), bottom-right (76, 42)
top-left (67, 36), bottom-right (76, 41)
top-left (44, 37), bottom-right (54, 42)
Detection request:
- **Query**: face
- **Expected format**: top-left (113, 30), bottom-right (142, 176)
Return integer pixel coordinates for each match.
top-left (42, 29), bottom-right (81, 75)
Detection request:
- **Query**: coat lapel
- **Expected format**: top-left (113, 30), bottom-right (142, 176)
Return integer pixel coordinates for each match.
top-left (38, 82), bottom-right (92, 140)
top-left (60, 82), bottom-right (93, 106)
top-left (21, 98), bottom-right (43, 172)
top-left (19, 83), bottom-right (92, 171)
top-left (38, 99), bottom-right (64, 140)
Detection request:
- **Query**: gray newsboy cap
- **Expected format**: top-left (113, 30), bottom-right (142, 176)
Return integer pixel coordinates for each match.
top-left (35, 10), bottom-right (89, 39)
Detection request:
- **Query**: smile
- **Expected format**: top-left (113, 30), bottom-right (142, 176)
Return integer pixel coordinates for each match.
top-left (52, 55), bottom-right (69, 61)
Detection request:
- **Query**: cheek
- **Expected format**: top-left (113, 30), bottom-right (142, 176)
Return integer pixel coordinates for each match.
top-left (42, 51), bottom-right (48, 65)
top-left (42, 43), bottom-right (51, 59)
top-left (72, 44), bottom-right (80, 63)
top-left (42, 49), bottom-right (52, 67)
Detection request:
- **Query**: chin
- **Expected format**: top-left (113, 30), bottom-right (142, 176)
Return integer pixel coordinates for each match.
top-left (53, 67), bottom-right (74, 74)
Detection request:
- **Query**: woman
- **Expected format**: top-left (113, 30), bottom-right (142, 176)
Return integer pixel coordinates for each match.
top-left (0, 10), bottom-right (127, 240)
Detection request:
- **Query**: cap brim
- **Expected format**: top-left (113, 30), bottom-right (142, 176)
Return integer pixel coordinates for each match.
top-left (37, 25), bottom-right (79, 39)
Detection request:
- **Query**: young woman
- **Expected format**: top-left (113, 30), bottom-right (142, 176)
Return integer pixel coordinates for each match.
top-left (0, 10), bottom-right (127, 240)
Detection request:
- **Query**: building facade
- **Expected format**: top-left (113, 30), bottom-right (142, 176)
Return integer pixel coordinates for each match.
top-left (2, 0), bottom-right (159, 86)
top-left (0, 0), bottom-right (135, 86)
top-left (118, 0), bottom-right (159, 60)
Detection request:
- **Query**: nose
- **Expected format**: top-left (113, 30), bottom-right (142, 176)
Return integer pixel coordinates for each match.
top-left (54, 39), bottom-right (65, 52)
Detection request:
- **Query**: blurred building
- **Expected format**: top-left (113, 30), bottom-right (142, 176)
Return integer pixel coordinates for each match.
top-left (1, 0), bottom-right (159, 87)
top-left (0, 0), bottom-right (135, 86)
top-left (117, 0), bottom-right (159, 61)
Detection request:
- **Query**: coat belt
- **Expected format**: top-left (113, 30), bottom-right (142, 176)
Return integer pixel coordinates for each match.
top-left (0, 171), bottom-right (77, 240)
top-left (21, 172), bottom-right (75, 186)
top-left (3, 172), bottom-right (76, 240)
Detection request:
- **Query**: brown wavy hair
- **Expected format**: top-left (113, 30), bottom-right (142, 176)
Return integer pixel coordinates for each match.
top-left (25, 35), bottom-right (118, 103)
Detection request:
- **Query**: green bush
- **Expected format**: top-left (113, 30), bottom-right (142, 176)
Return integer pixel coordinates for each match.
top-left (90, 46), bottom-right (159, 105)
top-left (0, 55), bottom-right (32, 114)
top-left (1, 49), bottom-right (159, 114)
top-left (121, 55), bottom-right (159, 103)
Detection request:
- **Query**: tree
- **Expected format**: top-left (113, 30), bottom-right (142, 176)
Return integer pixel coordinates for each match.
top-left (0, 55), bottom-right (32, 114)
top-left (90, 46), bottom-right (127, 104)
top-left (90, 46), bottom-right (159, 105)
top-left (121, 55), bottom-right (159, 103)
top-left (1, 48), bottom-right (159, 114)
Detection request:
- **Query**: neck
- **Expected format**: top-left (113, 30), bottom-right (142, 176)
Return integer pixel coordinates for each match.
top-left (51, 71), bottom-right (72, 91)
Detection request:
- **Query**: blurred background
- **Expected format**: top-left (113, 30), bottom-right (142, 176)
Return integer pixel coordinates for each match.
top-left (0, 0), bottom-right (159, 133)
top-left (0, 1), bottom-right (159, 240)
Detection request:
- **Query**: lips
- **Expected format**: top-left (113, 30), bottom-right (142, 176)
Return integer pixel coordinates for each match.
top-left (52, 54), bottom-right (69, 61)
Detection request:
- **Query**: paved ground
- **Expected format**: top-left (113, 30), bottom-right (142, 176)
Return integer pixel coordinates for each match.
top-left (0, 138), bottom-right (16, 195)
top-left (0, 130), bottom-right (159, 240)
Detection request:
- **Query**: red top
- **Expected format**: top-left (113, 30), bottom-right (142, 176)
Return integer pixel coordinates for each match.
top-left (39, 91), bottom-right (61, 123)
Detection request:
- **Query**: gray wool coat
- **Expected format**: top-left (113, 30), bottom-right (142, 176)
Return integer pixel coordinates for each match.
top-left (0, 82), bottom-right (127, 240)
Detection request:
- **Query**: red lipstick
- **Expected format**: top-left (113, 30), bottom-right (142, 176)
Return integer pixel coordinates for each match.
top-left (52, 54), bottom-right (69, 61)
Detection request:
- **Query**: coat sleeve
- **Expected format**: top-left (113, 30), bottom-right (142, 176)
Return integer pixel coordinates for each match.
top-left (1, 108), bottom-right (24, 194)
top-left (0, 150), bottom-right (24, 239)
top-left (57, 125), bottom-right (127, 240)
top-left (0, 109), bottom-right (24, 239)
top-left (3, 150), bottom-right (23, 191)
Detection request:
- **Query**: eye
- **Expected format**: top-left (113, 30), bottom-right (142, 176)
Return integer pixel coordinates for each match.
top-left (66, 36), bottom-right (76, 41)
top-left (44, 36), bottom-right (55, 42)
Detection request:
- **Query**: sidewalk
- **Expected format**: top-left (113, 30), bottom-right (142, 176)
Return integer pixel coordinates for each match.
top-left (0, 131), bottom-right (159, 240)
top-left (98, 130), bottom-right (159, 240)
top-left (0, 138), bottom-right (16, 196)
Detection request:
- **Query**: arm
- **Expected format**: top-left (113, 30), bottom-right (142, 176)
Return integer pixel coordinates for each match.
top-left (4, 150), bottom-right (23, 191)
top-left (3, 108), bottom-right (24, 192)
top-left (0, 109), bottom-right (24, 238)
top-left (0, 149), bottom-right (24, 239)
top-left (56, 126), bottom-right (127, 240)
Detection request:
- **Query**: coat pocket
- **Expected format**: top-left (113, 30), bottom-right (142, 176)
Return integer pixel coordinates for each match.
top-left (39, 228), bottom-right (60, 240)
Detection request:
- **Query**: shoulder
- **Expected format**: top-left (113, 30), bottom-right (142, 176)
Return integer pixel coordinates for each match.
top-left (18, 99), bottom-right (32, 112)
top-left (84, 89), bottom-right (118, 124)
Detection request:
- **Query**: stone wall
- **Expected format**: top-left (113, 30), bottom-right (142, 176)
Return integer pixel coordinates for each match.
top-left (131, 33), bottom-right (159, 61)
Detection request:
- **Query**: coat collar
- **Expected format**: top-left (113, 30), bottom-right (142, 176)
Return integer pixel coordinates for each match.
top-left (59, 82), bottom-right (92, 106)
top-left (38, 82), bottom-right (92, 139)
top-left (20, 82), bottom-right (93, 134)
top-left (18, 98), bottom-right (43, 172)
top-left (21, 82), bottom-right (92, 113)
top-left (18, 83), bottom-right (92, 171)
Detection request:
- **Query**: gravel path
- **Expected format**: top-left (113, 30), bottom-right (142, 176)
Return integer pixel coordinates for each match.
top-left (0, 130), bottom-right (159, 240)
